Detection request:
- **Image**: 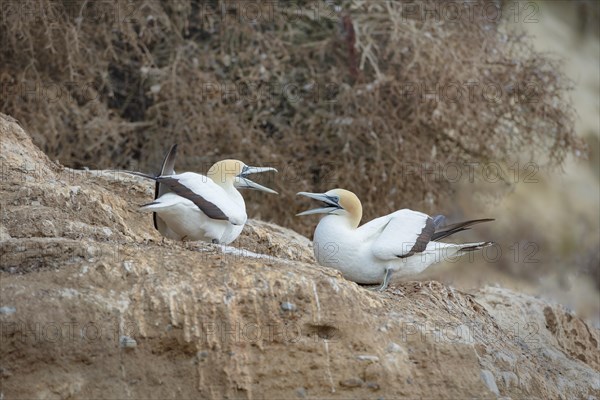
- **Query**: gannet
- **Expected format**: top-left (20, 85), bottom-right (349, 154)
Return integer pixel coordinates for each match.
top-left (119, 148), bottom-right (277, 244)
top-left (297, 189), bottom-right (493, 291)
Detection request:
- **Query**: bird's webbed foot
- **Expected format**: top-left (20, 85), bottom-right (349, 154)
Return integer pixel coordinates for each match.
top-left (377, 268), bottom-right (393, 292)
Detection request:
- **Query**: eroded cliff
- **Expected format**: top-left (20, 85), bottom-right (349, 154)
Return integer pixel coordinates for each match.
top-left (1, 114), bottom-right (598, 399)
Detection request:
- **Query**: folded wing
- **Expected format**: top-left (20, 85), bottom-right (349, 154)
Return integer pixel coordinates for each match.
top-left (368, 211), bottom-right (494, 261)
top-left (369, 209), bottom-right (435, 260)
top-left (156, 172), bottom-right (246, 225)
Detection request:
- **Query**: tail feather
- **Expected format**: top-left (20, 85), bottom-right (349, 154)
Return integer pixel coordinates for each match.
top-left (110, 170), bottom-right (158, 181)
top-left (139, 192), bottom-right (182, 212)
top-left (458, 241), bottom-right (494, 252)
top-left (139, 201), bottom-right (161, 212)
top-left (432, 218), bottom-right (494, 241)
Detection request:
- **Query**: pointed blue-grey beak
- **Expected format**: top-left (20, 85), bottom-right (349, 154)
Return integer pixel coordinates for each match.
top-left (296, 192), bottom-right (341, 216)
top-left (235, 166), bottom-right (278, 194)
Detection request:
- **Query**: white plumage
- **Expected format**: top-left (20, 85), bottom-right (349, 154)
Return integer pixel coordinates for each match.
top-left (140, 172), bottom-right (247, 243)
top-left (298, 189), bottom-right (493, 290)
top-left (121, 145), bottom-right (277, 244)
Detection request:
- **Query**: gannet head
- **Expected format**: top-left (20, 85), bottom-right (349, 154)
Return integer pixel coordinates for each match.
top-left (208, 159), bottom-right (278, 194)
top-left (296, 188), bottom-right (362, 228)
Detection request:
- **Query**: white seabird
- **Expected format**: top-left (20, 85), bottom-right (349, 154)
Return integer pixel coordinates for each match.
top-left (297, 188), bottom-right (493, 291)
top-left (120, 145), bottom-right (277, 244)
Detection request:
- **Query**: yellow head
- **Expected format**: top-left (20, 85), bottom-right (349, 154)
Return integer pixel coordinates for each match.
top-left (296, 188), bottom-right (363, 228)
top-left (208, 159), bottom-right (278, 194)
top-left (207, 159), bottom-right (245, 186)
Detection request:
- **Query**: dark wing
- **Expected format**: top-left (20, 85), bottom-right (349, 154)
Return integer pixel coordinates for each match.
top-left (154, 144), bottom-right (178, 230)
top-left (398, 217), bottom-right (435, 258)
top-left (156, 176), bottom-right (230, 221)
top-left (432, 218), bottom-right (494, 241)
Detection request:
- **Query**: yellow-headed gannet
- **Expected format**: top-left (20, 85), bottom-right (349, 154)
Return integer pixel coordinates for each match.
top-left (297, 189), bottom-right (493, 291)
top-left (120, 146), bottom-right (277, 244)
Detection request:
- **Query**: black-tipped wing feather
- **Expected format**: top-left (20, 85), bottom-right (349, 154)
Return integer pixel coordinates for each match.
top-left (398, 217), bottom-right (435, 258)
top-left (154, 144), bottom-right (178, 230)
top-left (369, 210), bottom-right (434, 260)
top-left (156, 176), bottom-right (230, 221)
top-left (369, 211), bottom-right (493, 260)
top-left (116, 166), bottom-right (239, 223)
top-left (432, 218), bottom-right (494, 241)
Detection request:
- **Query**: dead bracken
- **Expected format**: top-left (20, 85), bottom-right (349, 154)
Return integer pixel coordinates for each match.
top-left (0, 0), bottom-right (585, 237)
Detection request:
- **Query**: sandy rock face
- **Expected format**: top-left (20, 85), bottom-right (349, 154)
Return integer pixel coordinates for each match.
top-left (1, 113), bottom-right (599, 399)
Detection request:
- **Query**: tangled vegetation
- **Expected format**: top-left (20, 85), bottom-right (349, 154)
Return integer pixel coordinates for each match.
top-left (1, 0), bottom-right (584, 235)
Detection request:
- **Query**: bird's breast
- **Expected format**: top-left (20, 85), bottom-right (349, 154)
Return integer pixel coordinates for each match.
top-left (313, 217), bottom-right (359, 267)
top-left (312, 216), bottom-right (388, 284)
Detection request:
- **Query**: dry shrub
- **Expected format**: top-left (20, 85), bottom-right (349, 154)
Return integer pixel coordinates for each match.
top-left (1, 0), bottom-right (584, 236)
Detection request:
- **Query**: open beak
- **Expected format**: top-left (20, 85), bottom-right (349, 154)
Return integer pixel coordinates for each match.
top-left (235, 166), bottom-right (278, 194)
top-left (296, 192), bottom-right (341, 216)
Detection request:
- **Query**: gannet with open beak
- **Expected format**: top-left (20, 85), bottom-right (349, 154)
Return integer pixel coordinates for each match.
top-left (120, 146), bottom-right (277, 244)
top-left (297, 189), bottom-right (493, 291)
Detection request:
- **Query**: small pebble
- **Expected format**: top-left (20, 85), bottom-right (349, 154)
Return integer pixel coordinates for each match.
top-left (0, 306), bottom-right (16, 315)
top-left (120, 336), bottom-right (137, 349)
top-left (501, 371), bottom-right (518, 388)
top-left (281, 302), bottom-right (296, 312)
top-left (356, 355), bottom-right (379, 362)
top-left (122, 261), bottom-right (133, 273)
top-left (295, 387), bottom-right (307, 398)
top-left (480, 369), bottom-right (499, 395)
top-left (340, 378), bottom-right (364, 388)
top-left (386, 342), bottom-right (403, 353)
